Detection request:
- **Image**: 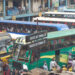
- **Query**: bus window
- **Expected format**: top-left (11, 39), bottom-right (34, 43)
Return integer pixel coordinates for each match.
top-left (18, 46), bottom-right (26, 57)
top-left (31, 51), bottom-right (40, 63)
top-left (17, 46), bottom-right (31, 62)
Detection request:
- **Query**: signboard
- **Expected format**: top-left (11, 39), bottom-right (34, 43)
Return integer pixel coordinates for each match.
top-left (27, 39), bottom-right (47, 50)
top-left (60, 54), bottom-right (68, 63)
top-left (26, 31), bottom-right (47, 42)
top-left (15, 37), bottom-right (26, 45)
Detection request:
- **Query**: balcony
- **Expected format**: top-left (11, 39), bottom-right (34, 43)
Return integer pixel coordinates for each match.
top-left (0, 6), bottom-right (48, 20)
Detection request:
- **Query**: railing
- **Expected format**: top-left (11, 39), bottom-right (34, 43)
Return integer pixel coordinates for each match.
top-left (6, 7), bottom-right (48, 16)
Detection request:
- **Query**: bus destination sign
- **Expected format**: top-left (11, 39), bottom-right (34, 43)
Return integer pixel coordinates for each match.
top-left (26, 31), bottom-right (47, 42)
top-left (27, 38), bottom-right (47, 49)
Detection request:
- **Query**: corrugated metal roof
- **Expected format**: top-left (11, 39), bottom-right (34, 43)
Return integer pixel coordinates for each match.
top-left (47, 29), bottom-right (75, 39)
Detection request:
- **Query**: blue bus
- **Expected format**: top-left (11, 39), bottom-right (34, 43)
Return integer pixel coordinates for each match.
top-left (0, 20), bottom-right (69, 39)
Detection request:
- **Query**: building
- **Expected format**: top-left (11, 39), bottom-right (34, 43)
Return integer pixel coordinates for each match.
top-left (67, 0), bottom-right (75, 9)
top-left (0, 0), bottom-right (52, 20)
top-left (1, 0), bottom-right (72, 21)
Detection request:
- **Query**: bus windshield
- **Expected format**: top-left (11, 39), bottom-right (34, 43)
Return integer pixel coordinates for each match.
top-left (13, 44), bottom-right (29, 62)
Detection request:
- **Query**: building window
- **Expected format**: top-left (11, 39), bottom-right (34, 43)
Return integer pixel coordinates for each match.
top-left (59, 0), bottom-right (66, 6)
top-left (70, 0), bottom-right (75, 4)
top-left (6, 1), bottom-right (8, 6)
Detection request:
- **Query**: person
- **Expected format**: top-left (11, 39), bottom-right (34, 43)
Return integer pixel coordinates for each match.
top-left (43, 61), bottom-right (48, 70)
top-left (72, 58), bottom-right (75, 72)
top-left (12, 69), bottom-right (15, 75)
top-left (62, 65), bottom-right (67, 71)
top-left (3, 63), bottom-right (9, 75)
top-left (39, 5), bottom-right (42, 12)
top-left (22, 6), bottom-right (26, 13)
top-left (50, 58), bottom-right (57, 71)
top-left (26, 5), bottom-right (29, 13)
top-left (7, 64), bottom-right (11, 75)
top-left (3, 63), bottom-right (6, 75)
top-left (67, 62), bottom-right (72, 71)
top-left (0, 59), bottom-right (3, 74)
top-left (68, 66), bottom-right (72, 72)
top-left (68, 53), bottom-right (72, 62)
top-left (67, 53), bottom-right (72, 70)
top-left (17, 70), bottom-right (20, 75)
top-left (56, 64), bottom-right (61, 71)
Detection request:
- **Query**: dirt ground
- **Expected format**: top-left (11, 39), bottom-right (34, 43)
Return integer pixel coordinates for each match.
top-left (20, 68), bottom-right (75, 75)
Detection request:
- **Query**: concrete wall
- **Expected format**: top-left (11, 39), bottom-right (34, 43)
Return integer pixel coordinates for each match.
top-left (8, 0), bottom-right (13, 8)
top-left (32, 0), bottom-right (41, 12)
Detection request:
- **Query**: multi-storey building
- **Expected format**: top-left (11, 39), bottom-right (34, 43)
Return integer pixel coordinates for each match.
top-left (0, 0), bottom-right (71, 21)
top-left (67, 0), bottom-right (75, 9)
top-left (0, 0), bottom-right (51, 20)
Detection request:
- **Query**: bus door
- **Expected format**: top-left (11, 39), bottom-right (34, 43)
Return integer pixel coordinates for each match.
top-left (29, 50), bottom-right (40, 70)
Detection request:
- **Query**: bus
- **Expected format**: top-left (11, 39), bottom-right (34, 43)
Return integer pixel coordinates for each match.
top-left (0, 32), bottom-right (13, 62)
top-left (43, 11), bottom-right (75, 19)
top-left (9, 29), bottom-right (75, 71)
top-left (33, 17), bottom-right (75, 28)
top-left (0, 20), bottom-right (69, 40)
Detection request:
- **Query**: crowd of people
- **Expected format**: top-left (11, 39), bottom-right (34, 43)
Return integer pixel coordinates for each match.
top-left (43, 54), bottom-right (75, 72)
top-left (0, 59), bottom-right (11, 75)
top-left (0, 59), bottom-right (24, 75)
top-left (0, 53), bottom-right (75, 75)
top-left (1, 25), bottom-right (34, 34)
top-left (0, 25), bottom-right (43, 34)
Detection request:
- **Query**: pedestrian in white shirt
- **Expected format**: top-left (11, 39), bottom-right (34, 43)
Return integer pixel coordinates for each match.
top-left (50, 58), bottom-right (57, 71)
top-left (43, 61), bottom-right (48, 70)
